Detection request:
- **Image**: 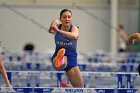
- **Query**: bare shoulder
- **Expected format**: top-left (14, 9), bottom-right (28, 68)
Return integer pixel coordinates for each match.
top-left (72, 25), bottom-right (79, 32)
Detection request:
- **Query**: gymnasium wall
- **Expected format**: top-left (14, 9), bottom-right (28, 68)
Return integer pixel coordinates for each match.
top-left (0, 4), bottom-right (138, 52)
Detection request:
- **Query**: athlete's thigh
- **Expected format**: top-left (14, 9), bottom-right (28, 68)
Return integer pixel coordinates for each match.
top-left (66, 66), bottom-right (84, 88)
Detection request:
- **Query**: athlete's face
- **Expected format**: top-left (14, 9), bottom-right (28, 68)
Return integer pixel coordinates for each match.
top-left (60, 11), bottom-right (72, 27)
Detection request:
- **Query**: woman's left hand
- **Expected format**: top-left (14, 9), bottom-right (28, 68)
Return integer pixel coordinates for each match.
top-left (51, 25), bottom-right (59, 32)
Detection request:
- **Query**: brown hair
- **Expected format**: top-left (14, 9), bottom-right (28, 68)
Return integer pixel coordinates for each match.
top-left (60, 9), bottom-right (72, 19)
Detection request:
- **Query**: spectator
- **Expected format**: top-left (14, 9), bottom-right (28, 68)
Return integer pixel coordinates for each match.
top-left (117, 24), bottom-right (128, 52)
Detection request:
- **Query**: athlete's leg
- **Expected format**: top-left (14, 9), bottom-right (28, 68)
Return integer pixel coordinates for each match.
top-left (66, 66), bottom-right (84, 87)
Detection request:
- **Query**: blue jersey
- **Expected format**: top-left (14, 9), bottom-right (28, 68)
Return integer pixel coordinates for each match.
top-left (51, 24), bottom-right (78, 72)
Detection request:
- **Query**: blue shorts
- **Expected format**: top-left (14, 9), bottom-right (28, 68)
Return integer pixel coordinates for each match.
top-left (51, 53), bottom-right (78, 72)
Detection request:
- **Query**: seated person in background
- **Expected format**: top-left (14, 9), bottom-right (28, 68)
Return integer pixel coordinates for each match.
top-left (117, 24), bottom-right (128, 52)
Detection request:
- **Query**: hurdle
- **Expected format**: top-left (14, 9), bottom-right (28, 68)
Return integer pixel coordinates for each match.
top-left (0, 87), bottom-right (139, 93)
top-left (5, 71), bottom-right (139, 88)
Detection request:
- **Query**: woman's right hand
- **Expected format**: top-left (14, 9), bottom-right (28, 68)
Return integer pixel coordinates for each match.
top-left (48, 20), bottom-right (60, 33)
top-left (51, 25), bottom-right (60, 32)
top-left (48, 26), bottom-right (54, 33)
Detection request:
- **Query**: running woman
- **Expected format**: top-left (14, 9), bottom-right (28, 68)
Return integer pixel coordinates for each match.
top-left (48, 9), bottom-right (84, 87)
